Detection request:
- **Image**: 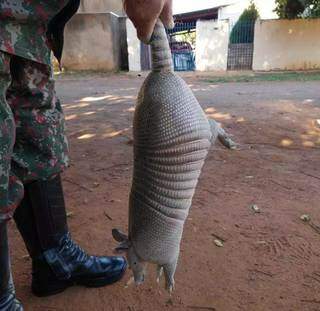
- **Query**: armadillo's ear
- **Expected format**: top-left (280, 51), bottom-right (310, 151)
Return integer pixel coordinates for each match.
top-left (112, 229), bottom-right (130, 254)
top-left (115, 241), bottom-right (130, 253)
top-left (112, 228), bottom-right (129, 242)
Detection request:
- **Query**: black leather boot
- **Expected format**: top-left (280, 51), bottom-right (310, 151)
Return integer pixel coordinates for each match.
top-left (14, 175), bottom-right (126, 297)
top-left (0, 222), bottom-right (23, 311)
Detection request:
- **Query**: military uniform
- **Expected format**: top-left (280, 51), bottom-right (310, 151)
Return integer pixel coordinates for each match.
top-left (0, 1), bottom-right (71, 222)
top-left (0, 4), bottom-right (126, 309)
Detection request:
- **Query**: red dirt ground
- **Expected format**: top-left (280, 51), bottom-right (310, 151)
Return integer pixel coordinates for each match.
top-left (8, 73), bottom-right (320, 311)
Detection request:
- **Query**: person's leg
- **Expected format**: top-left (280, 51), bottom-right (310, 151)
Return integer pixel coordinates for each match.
top-left (0, 222), bottom-right (23, 311)
top-left (9, 57), bottom-right (126, 297)
top-left (0, 52), bottom-right (24, 310)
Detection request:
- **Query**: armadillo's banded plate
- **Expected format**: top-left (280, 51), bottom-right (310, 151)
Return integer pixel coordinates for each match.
top-left (131, 71), bottom-right (212, 214)
top-left (135, 71), bottom-right (212, 148)
top-left (130, 190), bottom-right (185, 264)
top-left (129, 71), bottom-right (212, 263)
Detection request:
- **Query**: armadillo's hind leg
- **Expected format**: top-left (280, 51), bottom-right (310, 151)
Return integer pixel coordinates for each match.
top-left (156, 265), bottom-right (164, 283)
top-left (163, 260), bottom-right (178, 294)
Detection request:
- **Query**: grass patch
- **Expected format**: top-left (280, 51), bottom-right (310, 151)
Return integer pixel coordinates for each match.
top-left (203, 71), bottom-right (320, 83)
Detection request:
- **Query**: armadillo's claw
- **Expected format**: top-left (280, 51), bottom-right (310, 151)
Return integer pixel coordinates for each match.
top-left (163, 261), bottom-right (176, 294)
top-left (156, 266), bottom-right (164, 283)
top-left (112, 229), bottom-right (130, 254)
top-left (112, 228), bottom-right (129, 243)
top-left (165, 280), bottom-right (175, 295)
top-left (168, 284), bottom-right (174, 295)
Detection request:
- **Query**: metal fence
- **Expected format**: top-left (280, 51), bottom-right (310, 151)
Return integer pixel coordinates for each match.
top-left (229, 20), bottom-right (255, 44)
top-left (172, 52), bottom-right (195, 71)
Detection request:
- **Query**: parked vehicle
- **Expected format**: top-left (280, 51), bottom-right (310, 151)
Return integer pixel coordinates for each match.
top-left (169, 41), bottom-right (195, 71)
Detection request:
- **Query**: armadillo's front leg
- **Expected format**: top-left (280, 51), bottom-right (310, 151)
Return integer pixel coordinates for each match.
top-left (208, 119), bottom-right (237, 149)
top-left (163, 259), bottom-right (178, 293)
top-left (217, 127), bottom-right (237, 149)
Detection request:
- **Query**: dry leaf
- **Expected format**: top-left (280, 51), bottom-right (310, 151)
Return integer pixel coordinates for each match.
top-left (214, 239), bottom-right (224, 247)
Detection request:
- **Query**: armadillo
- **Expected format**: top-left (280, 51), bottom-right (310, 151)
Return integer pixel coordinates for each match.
top-left (113, 20), bottom-right (233, 292)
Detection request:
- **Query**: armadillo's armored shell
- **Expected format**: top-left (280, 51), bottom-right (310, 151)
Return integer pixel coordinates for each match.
top-left (129, 71), bottom-right (212, 265)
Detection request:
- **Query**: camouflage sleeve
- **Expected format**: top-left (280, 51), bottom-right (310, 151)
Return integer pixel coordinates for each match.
top-left (0, 52), bottom-right (24, 222)
top-left (7, 56), bottom-right (69, 184)
top-left (0, 1), bottom-right (72, 64)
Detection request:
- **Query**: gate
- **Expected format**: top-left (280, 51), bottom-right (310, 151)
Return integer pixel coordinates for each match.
top-left (227, 21), bottom-right (255, 70)
top-left (167, 22), bottom-right (196, 71)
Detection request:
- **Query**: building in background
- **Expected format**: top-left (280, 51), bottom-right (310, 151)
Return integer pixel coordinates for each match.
top-left (174, 0), bottom-right (277, 23)
top-left (61, 0), bottom-right (128, 71)
top-left (61, 0), bottom-right (320, 72)
top-left (127, 0), bottom-right (320, 72)
top-left (128, 0), bottom-right (278, 72)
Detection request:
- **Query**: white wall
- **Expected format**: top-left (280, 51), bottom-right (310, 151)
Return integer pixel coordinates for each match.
top-left (126, 19), bottom-right (141, 71)
top-left (62, 13), bottom-right (122, 71)
top-left (196, 20), bottom-right (229, 71)
top-left (253, 18), bottom-right (320, 71)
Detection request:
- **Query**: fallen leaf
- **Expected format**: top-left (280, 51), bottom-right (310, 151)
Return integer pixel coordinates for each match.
top-left (214, 239), bottom-right (224, 247)
top-left (250, 204), bottom-right (260, 213)
top-left (104, 212), bottom-right (113, 221)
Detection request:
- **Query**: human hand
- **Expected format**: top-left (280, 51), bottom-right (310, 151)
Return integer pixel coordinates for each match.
top-left (123, 0), bottom-right (174, 43)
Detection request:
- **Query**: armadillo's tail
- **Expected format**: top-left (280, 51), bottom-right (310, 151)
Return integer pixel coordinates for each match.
top-left (150, 20), bottom-right (173, 72)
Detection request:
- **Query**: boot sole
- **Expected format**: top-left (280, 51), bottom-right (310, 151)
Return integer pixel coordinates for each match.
top-left (32, 261), bottom-right (127, 297)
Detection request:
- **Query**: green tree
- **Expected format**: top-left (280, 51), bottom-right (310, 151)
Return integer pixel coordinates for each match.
top-left (305, 0), bottom-right (320, 17)
top-left (274, 0), bottom-right (320, 18)
top-left (230, 1), bottom-right (260, 44)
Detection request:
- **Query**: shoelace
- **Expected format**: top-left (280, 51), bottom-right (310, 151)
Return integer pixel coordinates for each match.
top-left (58, 235), bottom-right (89, 264)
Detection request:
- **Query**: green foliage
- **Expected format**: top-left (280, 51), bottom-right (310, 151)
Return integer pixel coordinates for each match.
top-left (274, 0), bottom-right (305, 18)
top-left (274, 0), bottom-right (320, 18)
top-left (238, 1), bottom-right (260, 21)
top-left (230, 1), bottom-right (260, 44)
top-left (306, 0), bottom-right (320, 17)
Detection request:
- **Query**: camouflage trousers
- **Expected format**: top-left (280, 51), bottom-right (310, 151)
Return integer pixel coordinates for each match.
top-left (0, 52), bottom-right (69, 222)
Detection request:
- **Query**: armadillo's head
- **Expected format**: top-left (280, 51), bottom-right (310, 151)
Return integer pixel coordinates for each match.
top-left (112, 229), bottom-right (147, 285)
top-left (127, 247), bottom-right (147, 284)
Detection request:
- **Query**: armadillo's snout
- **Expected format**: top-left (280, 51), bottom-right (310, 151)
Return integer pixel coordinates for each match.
top-left (131, 261), bottom-right (147, 285)
top-left (133, 268), bottom-right (145, 285)
top-left (128, 247), bottom-right (147, 284)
